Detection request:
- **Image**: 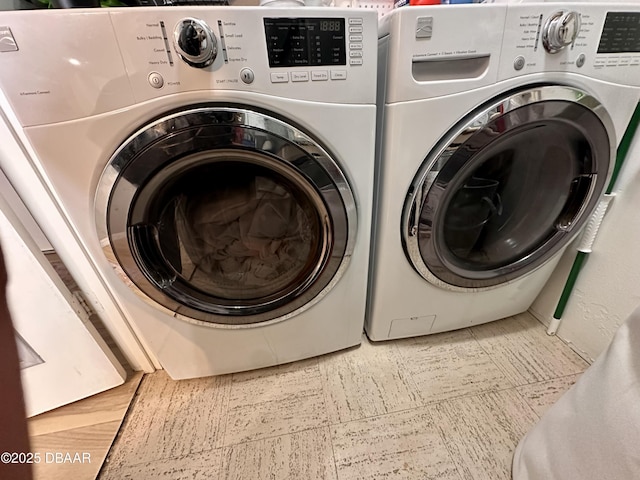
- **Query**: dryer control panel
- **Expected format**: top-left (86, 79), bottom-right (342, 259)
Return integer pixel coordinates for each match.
top-left (263, 17), bottom-right (347, 68)
top-left (110, 7), bottom-right (377, 107)
top-left (0, 7), bottom-right (377, 127)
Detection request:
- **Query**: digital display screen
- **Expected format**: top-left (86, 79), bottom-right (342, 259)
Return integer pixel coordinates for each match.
top-left (264, 18), bottom-right (346, 68)
top-left (597, 12), bottom-right (640, 54)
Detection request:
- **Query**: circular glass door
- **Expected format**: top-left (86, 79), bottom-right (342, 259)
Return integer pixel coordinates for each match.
top-left (402, 85), bottom-right (615, 290)
top-left (96, 106), bottom-right (356, 326)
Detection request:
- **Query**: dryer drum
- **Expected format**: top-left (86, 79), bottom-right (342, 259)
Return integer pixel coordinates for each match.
top-left (95, 107), bottom-right (357, 327)
top-left (171, 160), bottom-right (321, 301)
top-left (402, 85), bottom-right (615, 291)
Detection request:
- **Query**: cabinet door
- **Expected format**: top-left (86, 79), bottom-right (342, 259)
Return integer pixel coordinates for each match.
top-left (0, 193), bottom-right (125, 418)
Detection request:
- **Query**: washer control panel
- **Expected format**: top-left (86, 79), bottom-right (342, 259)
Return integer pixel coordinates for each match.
top-left (500, 4), bottom-right (640, 85)
top-left (380, 3), bottom-right (640, 105)
top-left (598, 12), bottom-right (640, 54)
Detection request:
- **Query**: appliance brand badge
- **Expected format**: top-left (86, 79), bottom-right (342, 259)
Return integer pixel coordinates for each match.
top-left (0, 26), bottom-right (18, 53)
top-left (416, 17), bottom-right (433, 40)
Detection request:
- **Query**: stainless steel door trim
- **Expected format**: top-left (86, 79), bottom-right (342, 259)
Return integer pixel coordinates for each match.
top-left (125, 149), bottom-right (335, 315)
top-left (401, 85), bottom-right (615, 291)
top-left (95, 106), bottom-right (357, 327)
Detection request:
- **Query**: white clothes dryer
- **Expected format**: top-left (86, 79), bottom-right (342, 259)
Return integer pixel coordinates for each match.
top-left (367, 3), bottom-right (640, 341)
top-left (0, 7), bottom-right (378, 379)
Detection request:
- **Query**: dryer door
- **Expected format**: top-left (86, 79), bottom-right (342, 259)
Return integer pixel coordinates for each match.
top-left (96, 106), bottom-right (356, 326)
top-left (402, 85), bottom-right (615, 290)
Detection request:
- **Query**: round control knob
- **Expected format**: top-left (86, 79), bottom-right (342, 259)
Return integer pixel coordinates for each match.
top-left (173, 18), bottom-right (217, 68)
top-left (542, 11), bottom-right (581, 54)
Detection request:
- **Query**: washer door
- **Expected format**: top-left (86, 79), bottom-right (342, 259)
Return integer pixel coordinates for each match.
top-left (402, 85), bottom-right (615, 290)
top-left (96, 106), bottom-right (356, 326)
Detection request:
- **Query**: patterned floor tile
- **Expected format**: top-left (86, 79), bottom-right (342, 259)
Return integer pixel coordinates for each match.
top-left (396, 329), bottom-right (514, 404)
top-left (516, 374), bottom-right (581, 418)
top-left (431, 389), bottom-right (538, 480)
top-left (104, 371), bottom-right (230, 469)
top-left (319, 338), bottom-right (420, 424)
top-left (100, 312), bottom-right (589, 480)
top-left (224, 359), bottom-right (328, 446)
top-left (470, 313), bottom-right (588, 386)
top-left (331, 408), bottom-right (462, 480)
top-left (222, 427), bottom-right (337, 480)
top-left (100, 448), bottom-right (223, 480)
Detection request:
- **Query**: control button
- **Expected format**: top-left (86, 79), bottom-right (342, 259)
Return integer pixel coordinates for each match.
top-left (348, 18), bottom-right (363, 25)
top-left (311, 70), bottom-right (329, 81)
top-left (576, 53), bottom-right (586, 68)
top-left (173, 18), bottom-right (217, 68)
top-left (331, 70), bottom-right (347, 80)
top-left (148, 72), bottom-right (164, 89)
top-left (349, 51), bottom-right (363, 58)
top-left (240, 68), bottom-right (255, 84)
top-left (270, 72), bottom-right (289, 83)
top-left (542, 10), bottom-right (581, 54)
top-left (416, 16), bottom-right (433, 39)
top-left (350, 43), bottom-right (363, 50)
top-left (349, 35), bottom-right (363, 42)
top-left (513, 56), bottom-right (525, 71)
top-left (291, 71), bottom-right (309, 82)
top-left (350, 58), bottom-right (363, 66)
top-left (349, 26), bottom-right (363, 34)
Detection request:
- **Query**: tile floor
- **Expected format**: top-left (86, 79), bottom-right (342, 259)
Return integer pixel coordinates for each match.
top-left (99, 312), bottom-right (587, 480)
top-left (28, 372), bottom-right (143, 480)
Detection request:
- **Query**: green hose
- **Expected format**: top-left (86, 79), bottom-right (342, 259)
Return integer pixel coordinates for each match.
top-left (553, 102), bottom-right (640, 321)
top-left (606, 103), bottom-right (640, 195)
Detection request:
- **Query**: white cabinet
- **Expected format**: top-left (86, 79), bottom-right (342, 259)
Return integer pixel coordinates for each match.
top-left (0, 173), bottom-right (125, 417)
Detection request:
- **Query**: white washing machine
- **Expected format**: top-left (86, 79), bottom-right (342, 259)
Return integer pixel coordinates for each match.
top-left (366, 2), bottom-right (640, 341)
top-left (0, 7), bottom-right (378, 379)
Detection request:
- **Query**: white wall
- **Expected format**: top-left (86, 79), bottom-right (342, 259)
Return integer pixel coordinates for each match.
top-left (531, 125), bottom-right (640, 362)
